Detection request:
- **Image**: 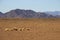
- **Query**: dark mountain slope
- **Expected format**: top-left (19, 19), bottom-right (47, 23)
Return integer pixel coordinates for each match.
top-left (0, 9), bottom-right (60, 18)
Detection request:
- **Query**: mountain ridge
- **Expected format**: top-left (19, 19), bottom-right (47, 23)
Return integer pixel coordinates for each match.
top-left (0, 9), bottom-right (60, 18)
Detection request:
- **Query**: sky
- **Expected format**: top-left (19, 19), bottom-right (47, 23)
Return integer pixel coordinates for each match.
top-left (0, 0), bottom-right (60, 13)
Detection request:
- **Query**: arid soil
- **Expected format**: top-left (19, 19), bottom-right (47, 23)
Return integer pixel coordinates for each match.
top-left (0, 18), bottom-right (60, 40)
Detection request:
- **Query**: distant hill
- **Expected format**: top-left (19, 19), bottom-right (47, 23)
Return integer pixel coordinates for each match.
top-left (0, 12), bottom-right (5, 18)
top-left (45, 11), bottom-right (60, 16)
top-left (0, 9), bottom-right (60, 18)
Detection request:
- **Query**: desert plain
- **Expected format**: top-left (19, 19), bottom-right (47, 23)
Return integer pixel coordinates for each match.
top-left (0, 18), bottom-right (60, 40)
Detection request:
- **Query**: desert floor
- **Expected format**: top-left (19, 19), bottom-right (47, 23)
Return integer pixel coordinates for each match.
top-left (0, 18), bottom-right (60, 40)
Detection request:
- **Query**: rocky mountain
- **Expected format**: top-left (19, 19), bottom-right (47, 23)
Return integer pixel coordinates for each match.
top-left (0, 9), bottom-right (60, 18)
top-left (4, 9), bottom-right (38, 18)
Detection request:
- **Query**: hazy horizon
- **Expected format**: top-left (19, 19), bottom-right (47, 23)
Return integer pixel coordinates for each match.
top-left (0, 0), bottom-right (60, 13)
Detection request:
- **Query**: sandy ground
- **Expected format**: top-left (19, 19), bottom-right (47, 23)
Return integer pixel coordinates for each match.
top-left (0, 18), bottom-right (60, 40)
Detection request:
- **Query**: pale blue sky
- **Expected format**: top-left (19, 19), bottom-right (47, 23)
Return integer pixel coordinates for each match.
top-left (0, 0), bottom-right (60, 13)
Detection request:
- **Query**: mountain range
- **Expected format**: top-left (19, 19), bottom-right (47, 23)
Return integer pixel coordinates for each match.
top-left (0, 9), bottom-right (60, 18)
